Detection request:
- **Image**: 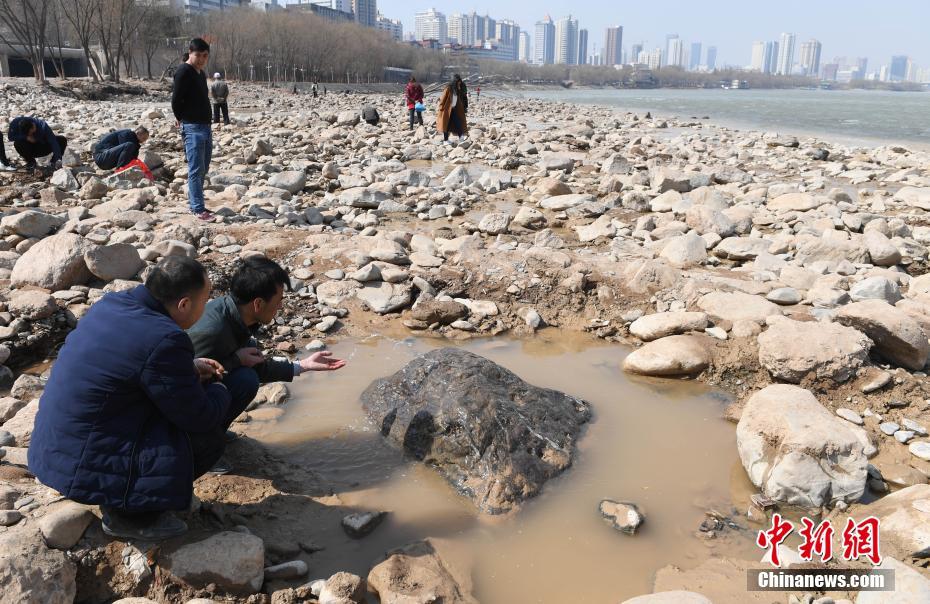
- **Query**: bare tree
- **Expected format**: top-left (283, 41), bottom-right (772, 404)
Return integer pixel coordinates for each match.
top-left (46, 0), bottom-right (72, 79)
top-left (97, 0), bottom-right (150, 82)
top-left (140, 5), bottom-right (180, 79)
top-left (0, 0), bottom-right (50, 82)
top-left (58, 0), bottom-right (102, 81)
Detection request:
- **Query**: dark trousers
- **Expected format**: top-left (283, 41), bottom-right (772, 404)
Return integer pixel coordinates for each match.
top-left (213, 102), bottom-right (229, 124)
top-left (408, 108), bottom-right (424, 129)
top-left (443, 112), bottom-right (463, 141)
top-left (14, 135), bottom-right (67, 164)
top-left (189, 367), bottom-right (259, 478)
top-left (0, 136), bottom-right (7, 165)
top-left (93, 142), bottom-right (139, 170)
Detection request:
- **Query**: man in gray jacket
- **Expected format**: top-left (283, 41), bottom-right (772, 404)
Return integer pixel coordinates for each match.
top-left (210, 72), bottom-right (230, 125)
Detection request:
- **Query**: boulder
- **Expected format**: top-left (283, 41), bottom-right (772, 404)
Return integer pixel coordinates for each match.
top-left (410, 299), bottom-right (468, 325)
top-left (575, 215), bottom-right (616, 242)
top-left (38, 501), bottom-right (95, 550)
top-left (685, 205), bottom-right (735, 237)
top-left (159, 531), bottom-right (264, 593)
top-left (360, 348), bottom-right (591, 514)
top-left (50, 168), bottom-right (79, 191)
top-left (757, 317), bottom-right (872, 383)
top-left (860, 484), bottom-right (930, 560)
top-left (713, 237), bottom-right (771, 261)
top-left (10, 233), bottom-right (92, 291)
top-left (629, 312), bottom-right (709, 342)
top-left (736, 385), bottom-right (868, 507)
top-left (622, 335), bottom-right (710, 377)
top-left (836, 300), bottom-right (929, 370)
top-left (856, 558), bottom-right (930, 604)
top-left (0, 211), bottom-right (65, 238)
top-left (339, 187), bottom-right (389, 209)
top-left (893, 186), bottom-right (930, 210)
top-left (768, 192), bottom-right (823, 212)
top-left (477, 212), bottom-right (511, 235)
top-left (513, 206), bottom-right (547, 229)
top-left (367, 540), bottom-right (476, 604)
top-left (697, 291), bottom-right (782, 324)
top-left (84, 244), bottom-right (145, 282)
top-left (0, 527), bottom-right (76, 604)
top-left (652, 168), bottom-right (692, 193)
top-left (8, 290), bottom-right (57, 320)
top-left (864, 230), bottom-right (901, 266)
top-left (538, 154), bottom-right (574, 172)
top-left (356, 282), bottom-right (411, 314)
top-left (850, 276), bottom-right (902, 304)
top-left (336, 110), bottom-right (360, 126)
top-left (319, 571), bottom-right (365, 604)
top-left (267, 170), bottom-right (306, 194)
top-left (658, 232), bottom-right (706, 267)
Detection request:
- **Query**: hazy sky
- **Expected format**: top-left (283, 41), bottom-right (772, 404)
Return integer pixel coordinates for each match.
top-left (377, 0), bottom-right (930, 70)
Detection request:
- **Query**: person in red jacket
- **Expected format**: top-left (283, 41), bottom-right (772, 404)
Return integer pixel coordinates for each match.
top-left (404, 76), bottom-right (425, 131)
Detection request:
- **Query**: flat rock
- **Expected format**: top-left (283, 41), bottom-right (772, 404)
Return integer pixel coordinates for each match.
top-left (697, 291), bottom-right (782, 324)
top-left (629, 312), bottom-right (709, 342)
top-left (736, 384), bottom-right (868, 507)
top-left (757, 316), bottom-right (872, 383)
top-left (360, 348), bottom-right (591, 514)
top-left (856, 557), bottom-right (930, 604)
top-left (8, 290), bottom-right (57, 320)
top-left (768, 192), bottom-right (824, 212)
top-left (1, 210), bottom-right (65, 238)
top-left (836, 300), bottom-right (929, 370)
top-left (622, 335), bottom-right (710, 377)
top-left (159, 531), bottom-right (264, 593)
top-left (10, 233), bottom-right (93, 292)
top-left (0, 527), bottom-right (76, 604)
top-left (713, 236), bottom-right (771, 260)
top-left (367, 539), bottom-right (476, 604)
top-left (860, 484), bottom-right (930, 560)
top-left (356, 282), bottom-right (411, 314)
top-left (539, 193), bottom-right (594, 211)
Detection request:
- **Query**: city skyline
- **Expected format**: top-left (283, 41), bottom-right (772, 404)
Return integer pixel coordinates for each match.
top-left (378, 0), bottom-right (930, 69)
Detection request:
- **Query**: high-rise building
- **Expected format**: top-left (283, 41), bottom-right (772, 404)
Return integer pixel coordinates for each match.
top-left (495, 19), bottom-right (520, 59)
top-left (762, 40), bottom-right (779, 74)
top-left (666, 37), bottom-right (684, 68)
top-left (555, 15), bottom-right (579, 65)
top-left (376, 13), bottom-right (402, 40)
top-left (643, 48), bottom-right (662, 70)
top-left (414, 8), bottom-right (447, 43)
top-left (605, 26), bottom-right (623, 66)
top-left (663, 34), bottom-right (679, 67)
top-left (518, 31), bottom-right (531, 62)
top-left (578, 29), bottom-right (588, 66)
top-left (799, 39), bottom-right (822, 76)
top-left (750, 41), bottom-right (765, 71)
top-left (689, 42), bottom-right (702, 70)
top-left (534, 15), bottom-right (555, 65)
top-left (447, 13), bottom-right (474, 46)
top-left (477, 14), bottom-right (496, 43)
top-left (631, 43), bottom-right (643, 64)
top-left (890, 55), bottom-right (908, 81)
top-left (706, 46), bottom-right (717, 70)
top-left (776, 32), bottom-right (795, 75)
top-left (351, 0), bottom-right (376, 26)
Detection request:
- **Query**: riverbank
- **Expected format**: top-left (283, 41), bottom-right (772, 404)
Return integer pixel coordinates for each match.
top-left (0, 77), bottom-right (928, 603)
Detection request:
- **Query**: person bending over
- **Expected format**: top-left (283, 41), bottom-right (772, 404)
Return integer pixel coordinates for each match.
top-left (8, 116), bottom-right (67, 170)
top-left (93, 126), bottom-right (149, 170)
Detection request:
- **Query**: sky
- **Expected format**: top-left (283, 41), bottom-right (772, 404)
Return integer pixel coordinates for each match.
top-left (376, 0), bottom-right (930, 70)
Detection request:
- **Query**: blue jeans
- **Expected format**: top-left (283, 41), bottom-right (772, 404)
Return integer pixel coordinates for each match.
top-left (182, 122), bottom-right (212, 213)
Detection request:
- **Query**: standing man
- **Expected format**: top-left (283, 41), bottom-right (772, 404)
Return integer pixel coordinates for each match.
top-left (172, 38), bottom-right (214, 221)
top-left (7, 116), bottom-right (67, 171)
top-left (187, 256), bottom-right (346, 452)
top-left (93, 126), bottom-right (149, 171)
top-left (210, 72), bottom-right (230, 126)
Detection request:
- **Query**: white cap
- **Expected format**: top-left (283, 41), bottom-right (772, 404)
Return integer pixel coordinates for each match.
top-left (214, 72), bottom-right (221, 79)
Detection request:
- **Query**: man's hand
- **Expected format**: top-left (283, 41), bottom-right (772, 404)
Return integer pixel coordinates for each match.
top-left (194, 358), bottom-right (225, 382)
top-left (298, 351), bottom-right (346, 373)
top-left (236, 347), bottom-right (265, 368)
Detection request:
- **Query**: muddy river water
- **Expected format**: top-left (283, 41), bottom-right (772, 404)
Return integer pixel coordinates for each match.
top-left (249, 330), bottom-right (761, 602)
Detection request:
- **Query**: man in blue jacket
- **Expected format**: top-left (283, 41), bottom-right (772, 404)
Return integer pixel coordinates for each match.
top-left (8, 116), bottom-right (68, 170)
top-left (28, 256), bottom-right (232, 541)
top-left (93, 126), bottom-right (149, 170)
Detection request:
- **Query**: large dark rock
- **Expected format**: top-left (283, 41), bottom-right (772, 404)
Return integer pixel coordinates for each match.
top-left (360, 348), bottom-right (592, 514)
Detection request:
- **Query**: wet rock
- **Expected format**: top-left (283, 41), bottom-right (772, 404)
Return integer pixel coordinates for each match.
top-left (598, 500), bottom-right (645, 534)
top-left (622, 335), bottom-right (710, 377)
top-left (9, 289), bottom-right (57, 320)
top-left (264, 560), bottom-right (308, 580)
top-left (736, 385), bottom-right (868, 507)
top-left (0, 527), bottom-right (76, 604)
top-left (10, 232), bottom-right (93, 291)
top-left (319, 571), bottom-right (365, 604)
top-left (159, 531), bottom-right (265, 593)
top-left (341, 511), bottom-right (386, 539)
top-left (367, 540), bottom-right (476, 604)
top-left (757, 316), bottom-right (872, 384)
top-left (836, 300), bottom-right (929, 370)
top-left (38, 501), bottom-right (95, 550)
top-left (84, 243), bottom-right (145, 281)
top-left (629, 312), bottom-right (709, 342)
top-left (360, 348), bottom-right (591, 514)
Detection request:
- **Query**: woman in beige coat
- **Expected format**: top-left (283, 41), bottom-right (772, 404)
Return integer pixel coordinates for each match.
top-left (436, 74), bottom-right (468, 142)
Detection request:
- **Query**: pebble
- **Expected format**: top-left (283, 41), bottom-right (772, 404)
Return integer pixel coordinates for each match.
top-left (305, 340), bottom-right (326, 351)
top-left (0, 510), bottom-right (22, 526)
top-left (902, 418), bottom-right (928, 436)
top-left (341, 511), bottom-right (386, 538)
top-left (879, 421), bottom-right (900, 435)
top-left (316, 316), bottom-right (338, 333)
top-left (835, 408), bottom-right (863, 425)
top-left (909, 441), bottom-right (930, 461)
top-left (264, 559), bottom-right (308, 580)
top-left (894, 430), bottom-right (915, 444)
top-left (861, 370), bottom-right (892, 393)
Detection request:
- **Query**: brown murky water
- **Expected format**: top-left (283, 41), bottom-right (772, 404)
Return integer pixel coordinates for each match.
top-left (251, 330), bottom-right (760, 602)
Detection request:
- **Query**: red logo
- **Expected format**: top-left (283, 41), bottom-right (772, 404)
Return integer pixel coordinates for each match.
top-left (757, 515), bottom-right (881, 566)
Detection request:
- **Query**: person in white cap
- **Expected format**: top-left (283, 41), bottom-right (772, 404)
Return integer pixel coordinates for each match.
top-left (210, 72), bottom-right (230, 126)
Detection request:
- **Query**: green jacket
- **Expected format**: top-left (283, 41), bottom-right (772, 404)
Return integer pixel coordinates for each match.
top-left (187, 295), bottom-right (294, 384)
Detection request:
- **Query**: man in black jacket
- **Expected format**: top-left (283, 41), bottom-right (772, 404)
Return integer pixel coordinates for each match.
top-left (8, 116), bottom-right (67, 170)
top-left (93, 126), bottom-right (149, 170)
top-left (188, 257), bottom-right (346, 448)
top-left (172, 38), bottom-right (214, 221)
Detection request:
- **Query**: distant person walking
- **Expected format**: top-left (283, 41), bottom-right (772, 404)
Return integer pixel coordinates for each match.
top-left (404, 76), bottom-right (424, 130)
top-left (476, 85), bottom-right (481, 99)
top-left (93, 126), bottom-right (149, 170)
top-left (436, 74), bottom-right (468, 143)
top-left (172, 38), bottom-right (214, 221)
top-left (210, 72), bottom-right (230, 126)
top-left (311, 83), bottom-right (318, 98)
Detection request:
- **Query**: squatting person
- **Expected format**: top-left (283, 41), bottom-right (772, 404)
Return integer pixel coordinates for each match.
top-left (92, 126), bottom-right (149, 171)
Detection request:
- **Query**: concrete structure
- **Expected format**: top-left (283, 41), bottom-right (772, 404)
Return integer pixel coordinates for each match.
top-left (799, 39), bottom-right (822, 76)
top-left (352, 0), bottom-right (376, 27)
top-left (518, 31), bottom-right (531, 63)
top-left (776, 32), bottom-right (795, 75)
top-left (534, 15), bottom-right (555, 65)
top-left (415, 8), bottom-right (447, 43)
top-left (604, 26), bottom-right (623, 66)
top-left (555, 15), bottom-right (579, 65)
top-left (577, 29), bottom-right (588, 66)
top-left (0, 45), bottom-right (88, 78)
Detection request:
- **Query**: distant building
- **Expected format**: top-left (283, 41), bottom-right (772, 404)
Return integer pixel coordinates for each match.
top-left (518, 31), bottom-right (531, 62)
top-left (750, 41), bottom-right (765, 71)
top-left (352, 0), bottom-right (376, 27)
top-left (415, 8), bottom-right (447, 43)
top-left (534, 15), bottom-right (555, 65)
top-left (664, 34), bottom-right (678, 67)
top-left (776, 32), bottom-right (795, 75)
top-left (666, 36), bottom-right (684, 68)
top-left (286, 2), bottom-right (353, 22)
top-left (448, 13), bottom-right (474, 46)
top-left (577, 29), bottom-right (588, 66)
top-left (889, 55), bottom-right (908, 81)
top-left (472, 14), bottom-right (495, 44)
top-left (821, 63), bottom-right (839, 81)
top-left (376, 13), bottom-right (402, 40)
top-left (630, 43), bottom-right (643, 64)
top-left (799, 39), bottom-right (822, 76)
top-left (555, 15), bottom-right (579, 65)
top-left (496, 19), bottom-right (520, 60)
top-left (706, 46), bottom-right (717, 70)
top-left (605, 26), bottom-right (623, 66)
top-left (166, 0), bottom-right (245, 15)
top-left (249, 0), bottom-right (281, 11)
top-left (689, 42), bottom-right (702, 70)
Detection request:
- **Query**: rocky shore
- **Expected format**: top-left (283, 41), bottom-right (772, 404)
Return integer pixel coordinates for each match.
top-left (0, 77), bottom-right (929, 603)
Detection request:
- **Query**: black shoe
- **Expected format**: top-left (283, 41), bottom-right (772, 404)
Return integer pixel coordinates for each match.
top-left (24, 160), bottom-right (37, 169)
top-left (208, 456), bottom-right (233, 475)
top-left (101, 509), bottom-right (188, 541)
top-left (223, 429), bottom-right (238, 443)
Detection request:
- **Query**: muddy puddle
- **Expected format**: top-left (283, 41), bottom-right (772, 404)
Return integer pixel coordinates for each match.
top-left (250, 330), bottom-right (760, 602)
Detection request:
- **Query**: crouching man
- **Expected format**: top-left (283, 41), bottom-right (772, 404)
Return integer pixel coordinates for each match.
top-left (187, 256), bottom-right (346, 461)
top-left (93, 125), bottom-right (149, 170)
top-left (28, 257), bottom-right (232, 541)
